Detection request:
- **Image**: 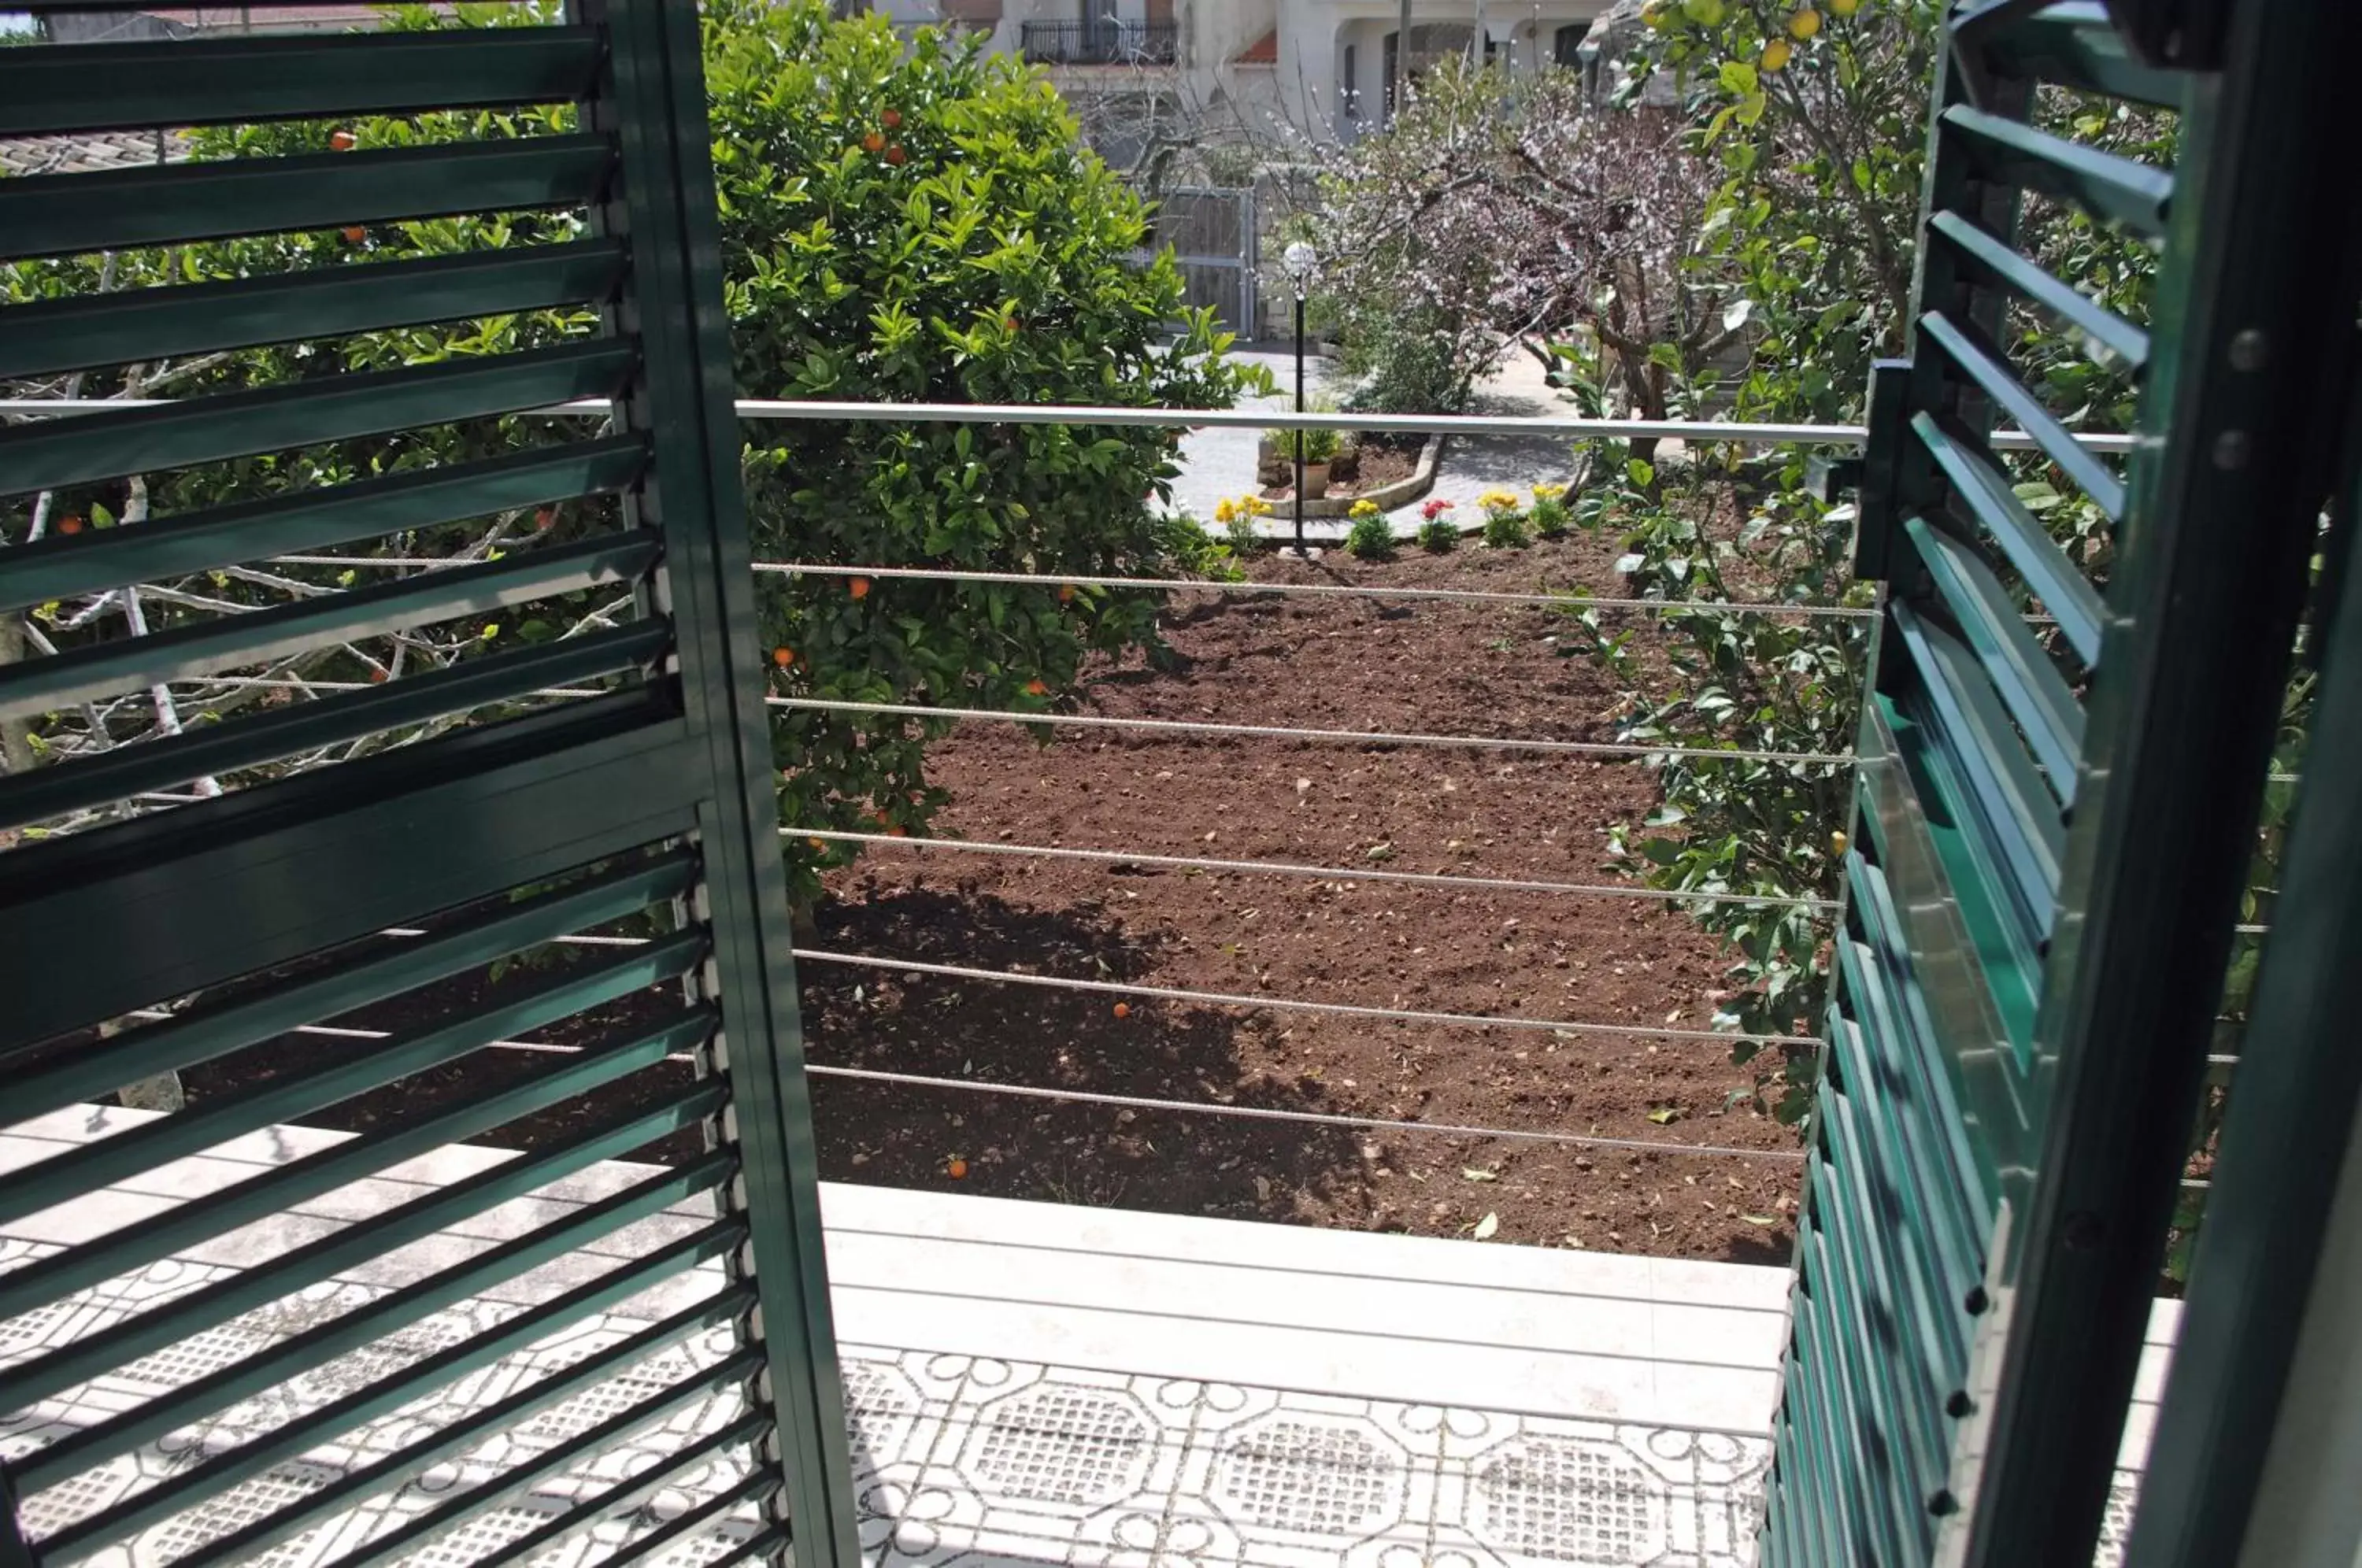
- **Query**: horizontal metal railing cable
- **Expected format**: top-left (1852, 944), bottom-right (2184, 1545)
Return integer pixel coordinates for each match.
top-left (788, 946), bottom-right (1821, 1048)
top-left (274, 556), bottom-right (1889, 619)
top-left (770, 697), bottom-right (1861, 767)
top-left (0, 394), bottom-right (2141, 453)
top-left (792, 827), bottom-right (1840, 913)
top-left (805, 1062), bottom-right (1805, 1163)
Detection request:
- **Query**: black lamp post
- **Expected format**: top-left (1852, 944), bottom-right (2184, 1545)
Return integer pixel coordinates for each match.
top-left (1283, 240), bottom-right (1318, 557)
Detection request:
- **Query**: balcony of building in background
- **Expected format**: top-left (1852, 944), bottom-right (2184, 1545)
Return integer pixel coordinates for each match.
top-left (1020, 17), bottom-right (1177, 65)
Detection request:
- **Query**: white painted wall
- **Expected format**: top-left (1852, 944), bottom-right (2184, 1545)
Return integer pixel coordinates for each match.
top-left (879, 0), bottom-right (1606, 148)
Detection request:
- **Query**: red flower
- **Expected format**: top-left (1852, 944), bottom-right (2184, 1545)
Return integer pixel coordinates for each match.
top-left (1421, 498), bottom-right (1457, 521)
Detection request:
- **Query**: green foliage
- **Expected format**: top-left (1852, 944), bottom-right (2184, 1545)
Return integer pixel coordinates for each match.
top-left (2, 0), bottom-right (1257, 897)
top-left (1335, 302), bottom-right (1481, 416)
top-left (708, 0), bottom-right (1257, 902)
top-left (1273, 423), bottom-right (1342, 464)
top-left (1416, 517), bottom-right (1459, 553)
top-left (1344, 501), bottom-right (1395, 561)
top-left (1479, 493), bottom-right (1532, 550)
top-left (1529, 484), bottom-right (1572, 539)
top-left (1636, 0), bottom-right (1942, 421)
top-left (1559, 443), bottom-right (1868, 1115)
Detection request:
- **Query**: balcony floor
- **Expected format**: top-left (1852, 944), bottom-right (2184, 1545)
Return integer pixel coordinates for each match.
top-left (0, 1105), bottom-right (2164, 1567)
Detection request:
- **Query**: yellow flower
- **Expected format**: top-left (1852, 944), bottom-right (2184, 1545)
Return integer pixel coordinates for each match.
top-left (1789, 7), bottom-right (1821, 38)
top-left (1760, 38), bottom-right (1792, 69)
top-left (1479, 489), bottom-right (1520, 511)
top-left (1350, 498), bottom-right (1381, 517)
top-left (1247, 495), bottom-right (1274, 516)
top-left (1215, 499), bottom-right (1236, 523)
top-left (1531, 483), bottom-right (1567, 501)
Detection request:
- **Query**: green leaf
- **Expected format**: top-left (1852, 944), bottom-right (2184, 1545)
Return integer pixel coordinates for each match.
top-left (1717, 61), bottom-right (1758, 96)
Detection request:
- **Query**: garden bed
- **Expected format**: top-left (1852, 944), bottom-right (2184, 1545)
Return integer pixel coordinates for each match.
top-left (163, 534), bottom-right (1805, 1266)
top-left (802, 534), bottom-right (1805, 1263)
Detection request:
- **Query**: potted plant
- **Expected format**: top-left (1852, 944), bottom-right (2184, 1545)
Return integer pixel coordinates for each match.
top-left (1275, 423), bottom-right (1342, 497)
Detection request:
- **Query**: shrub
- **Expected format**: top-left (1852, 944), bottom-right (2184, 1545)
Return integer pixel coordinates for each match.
top-left (710, 0), bottom-right (1261, 901)
top-left (1216, 494), bottom-right (1272, 556)
top-left (1335, 302), bottom-right (1481, 416)
top-left (1479, 490), bottom-right (1531, 549)
top-left (1530, 483), bottom-right (1572, 538)
top-left (1344, 499), bottom-right (1395, 560)
top-left (1416, 500), bottom-right (1459, 553)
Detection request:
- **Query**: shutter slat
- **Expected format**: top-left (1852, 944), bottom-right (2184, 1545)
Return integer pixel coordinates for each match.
top-left (1903, 515), bottom-right (2086, 799)
top-left (1912, 412), bottom-right (2107, 664)
top-left (0, 239), bottom-right (628, 380)
top-left (0, 28), bottom-right (605, 136)
top-left (0, 339), bottom-right (633, 496)
top-left (0, 135), bottom-right (613, 261)
top-left (1920, 310), bottom-right (2127, 522)
top-left (0, 435), bottom-right (648, 615)
top-left (0, 531), bottom-right (657, 720)
top-left (1927, 211), bottom-right (2150, 372)
top-left (1940, 102), bottom-right (2172, 236)
top-left (0, 1015), bottom-right (715, 1416)
top-left (0, 930), bottom-right (705, 1234)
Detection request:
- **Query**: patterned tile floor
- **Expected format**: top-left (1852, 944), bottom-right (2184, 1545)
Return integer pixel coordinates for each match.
top-left (0, 1233), bottom-right (1768, 1568)
top-left (0, 1110), bottom-right (2164, 1566)
top-left (839, 1350), bottom-right (1769, 1568)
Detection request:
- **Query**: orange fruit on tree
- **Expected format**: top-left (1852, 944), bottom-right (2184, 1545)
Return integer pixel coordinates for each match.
top-left (342, 225), bottom-right (368, 243)
top-left (1025, 679), bottom-right (1049, 696)
top-left (1829, 0), bottom-right (1857, 13)
top-left (1789, 8), bottom-right (1822, 37)
top-left (1058, 584), bottom-right (1075, 603)
top-left (885, 145), bottom-right (907, 165)
top-left (1760, 38), bottom-right (1793, 69)
top-left (772, 645), bottom-right (795, 667)
top-left (1113, 1002), bottom-right (1131, 1019)
top-left (808, 835), bottom-right (828, 851)
top-left (57, 515), bottom-right (83, 536)
top-left (328, 129), bottom-right (357, 151)
top-left (887, 824), bottom-right (909, 837)
top-left (946, 1157), bottom-right (968, 1179)
top-left (848, 576), bottom-right (872, 599)
top-left (862, 131), bottom-right (886, 153)
top-left (368, 668), bottom-right (391, 683)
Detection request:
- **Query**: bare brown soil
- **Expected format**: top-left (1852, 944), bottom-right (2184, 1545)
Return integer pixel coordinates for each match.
top-left (166, 533), bottom-right (1803, 1267)
top-left (802, 534), bottom-right (1805, 1263)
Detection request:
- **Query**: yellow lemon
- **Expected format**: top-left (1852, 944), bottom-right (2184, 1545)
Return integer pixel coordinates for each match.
top-left (1830, 0), bottom-right (1858, 13)
top-left (1790, 8), bottom-right (1822, 37)
top-left (1831, 830), bottom-right (1849, 857)
top-left (1760, 37), bottom-right (1793, 68)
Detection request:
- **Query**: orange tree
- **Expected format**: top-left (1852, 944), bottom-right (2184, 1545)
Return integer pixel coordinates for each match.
top-left (2, 0), bottom-right (1254, 895)
top-left (707, 0), bottom-right (1257, 903)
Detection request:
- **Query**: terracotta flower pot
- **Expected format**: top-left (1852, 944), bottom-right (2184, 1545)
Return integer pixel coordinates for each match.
top-left (1301, 462), bottom-right (1331, 500)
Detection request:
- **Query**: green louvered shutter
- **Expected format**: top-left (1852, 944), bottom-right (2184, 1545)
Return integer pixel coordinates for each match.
top-left (0, 5), bottom-right (860, 1566)
top-left (1762, 2), bottom-right (2360, 1564)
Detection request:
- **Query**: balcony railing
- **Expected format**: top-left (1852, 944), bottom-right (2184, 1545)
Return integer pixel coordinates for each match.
top-left (1018, 19), bottom-right (1177, 65)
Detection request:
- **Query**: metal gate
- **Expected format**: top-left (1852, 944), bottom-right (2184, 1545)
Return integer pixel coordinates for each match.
top-left (1764, 2), bottom-right (2361, 1565)
top-left (1139, 185), bottom-right (1256, 338)
top-left (0, 4), bottom-right (858, 1565)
